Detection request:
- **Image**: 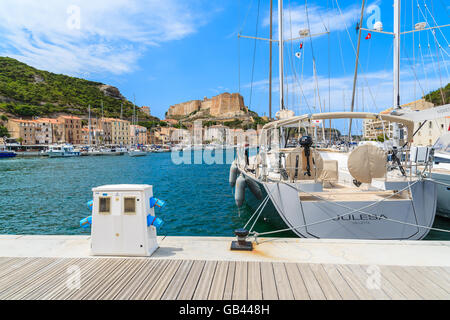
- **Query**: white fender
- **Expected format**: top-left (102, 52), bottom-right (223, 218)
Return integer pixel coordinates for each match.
top-left (235, 175), bottom-right (247, 207)
top-left (229, 162), bottom-right (239, 187)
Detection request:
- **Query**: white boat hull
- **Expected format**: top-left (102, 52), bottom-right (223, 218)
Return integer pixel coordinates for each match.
top-left (128, 150), bottom-right (147, 157)
top-left (240, 170), bottom-right (437, 240)
top-left (48, 152), bottom-right (80, 158)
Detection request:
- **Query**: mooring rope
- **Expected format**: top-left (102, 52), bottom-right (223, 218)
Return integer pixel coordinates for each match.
top-left (242, 189), bottom-right (269, 228)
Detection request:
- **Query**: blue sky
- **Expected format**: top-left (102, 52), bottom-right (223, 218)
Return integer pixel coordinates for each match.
top-left (0, 0), bottom-right (448, 132)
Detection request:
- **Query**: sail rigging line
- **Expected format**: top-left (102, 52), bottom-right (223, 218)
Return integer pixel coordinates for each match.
top-left (423, 1), bottom-right (450, 48)
top-left (334, 0), bottom-right (378, 110)
top-left (418, 29), bottom-right (432, 101)
top-left (248, 0), bottom-right (261, 111)
top-left (438, 46), bottom-right (450, 81)
top-left (420, 12), bottom-right (443, 102)
top-left (305, 0), bottom-right (326, 141)
top-left (286, 0), bottom-right (309, 114)
top-left (305, 0), bottom-right (323, 113)
top-left (426, 31), bottom-right (446, 104)
top-left (422, 0), bottom-right (447, 103)
top-left (417, 0), bottom-right (450, 58)
top-left (284, 0), bottom-right (312, 114)
top-left (402, 42), bottom-right (427, 98)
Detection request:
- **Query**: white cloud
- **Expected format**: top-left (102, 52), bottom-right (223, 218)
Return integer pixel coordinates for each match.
top-left (263, 3), bottom-right (360, 39)
top-left (0, 0), bottom-right (210, 76)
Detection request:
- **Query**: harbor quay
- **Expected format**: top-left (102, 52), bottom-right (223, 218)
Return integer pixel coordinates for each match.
top-left (0, 235), bottom-right (448, 300)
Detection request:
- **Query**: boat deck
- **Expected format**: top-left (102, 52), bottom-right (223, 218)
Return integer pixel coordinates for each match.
top-left (0, 256), bottom-right (449, 300)
top-left (299, 184), bottom-right (410, 202)
top-left (0, 236), bottom-right (449, 300)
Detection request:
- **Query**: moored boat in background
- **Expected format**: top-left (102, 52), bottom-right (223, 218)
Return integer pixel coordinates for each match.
top-left (0, 145), bottom-right (16, 158)
top-left (47, 144), bottom-right (81, 158)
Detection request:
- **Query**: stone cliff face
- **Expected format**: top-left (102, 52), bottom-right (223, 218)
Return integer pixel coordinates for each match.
top-left (99, 85), bottom-right (125, 100)
top-left (167, 93), bottom-right (247, 118)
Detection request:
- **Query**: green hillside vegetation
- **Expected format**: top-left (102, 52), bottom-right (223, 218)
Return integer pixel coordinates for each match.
top-left (424, 83), bottom-right (449, 105)
top-left (0, 57), bottom-right (157, 121)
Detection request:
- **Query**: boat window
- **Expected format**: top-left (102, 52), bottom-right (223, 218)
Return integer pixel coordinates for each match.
top-left (124, 197), bottom-right (136, 215)
top-left (99, 197), bottom-right (111, 215)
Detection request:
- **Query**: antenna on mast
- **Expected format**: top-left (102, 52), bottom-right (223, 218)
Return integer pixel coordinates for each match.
top-left (269, 0), bottom-right (273, 119)
top-left (278, 0), bottom-right (284, 111)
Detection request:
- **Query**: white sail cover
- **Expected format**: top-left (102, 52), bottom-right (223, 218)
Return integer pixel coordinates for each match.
top-left (395, 104), bottom-right (450, 122)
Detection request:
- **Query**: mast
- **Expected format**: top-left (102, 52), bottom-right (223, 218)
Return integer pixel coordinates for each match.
top-left (88, 105), bottom-right (92, 146)
top-left (392, 0), bottom-right (401, 146)
top-left (278, 0), bottom-right (284, 110)
top-left (348, 0), bottom-right (366, 141)
top-left (133, 94), bottom-right (136, 125)
top-left (393, 0), bottom-right (400, 110)
top-left (269, 0), bottom-right (273, 119)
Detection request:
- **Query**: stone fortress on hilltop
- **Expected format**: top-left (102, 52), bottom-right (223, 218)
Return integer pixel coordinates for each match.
top-left (166, 93), bottom-right (249, 119)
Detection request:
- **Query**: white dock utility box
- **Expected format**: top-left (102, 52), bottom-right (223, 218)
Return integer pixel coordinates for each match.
top-left (91, 184), bottom-right (159, 257)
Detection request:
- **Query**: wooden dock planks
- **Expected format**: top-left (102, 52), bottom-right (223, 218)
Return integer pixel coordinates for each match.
top-left (0, 257), bottom-right (448, 300)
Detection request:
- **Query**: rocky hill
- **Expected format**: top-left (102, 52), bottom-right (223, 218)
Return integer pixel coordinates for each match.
top-left (166, 92), bottom-right (268, 129)
top-left (0, 57), bottom-right (157, 121)
top-left (424, 83), bottom-right (449, 106)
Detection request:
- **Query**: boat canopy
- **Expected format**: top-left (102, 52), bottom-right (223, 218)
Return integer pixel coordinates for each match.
top-left (434, 132), bottom-right (450, 155)
top-left (262, 111), bottom-right (415, 142)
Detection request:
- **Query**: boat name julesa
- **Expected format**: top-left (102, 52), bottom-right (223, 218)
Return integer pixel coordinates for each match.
top-left (333, 214), bottom-right (388, 222)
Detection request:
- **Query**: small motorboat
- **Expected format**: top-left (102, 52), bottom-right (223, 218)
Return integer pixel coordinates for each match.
top-left (128, 148), bottom-right (147, 157)
top-left (0, 145), bottom-right (16, 158)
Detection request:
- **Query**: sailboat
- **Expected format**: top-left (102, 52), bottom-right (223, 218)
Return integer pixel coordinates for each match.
top-left (230, 0), bottom-right (448, 240)
top-left (128, 96), bottom-right (147, 157)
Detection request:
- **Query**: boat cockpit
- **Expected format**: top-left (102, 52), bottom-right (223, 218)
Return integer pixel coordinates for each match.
top-left (236, 112), bottom-right (433, 202)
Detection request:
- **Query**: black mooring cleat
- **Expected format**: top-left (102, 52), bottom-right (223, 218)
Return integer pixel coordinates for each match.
top-left (230, 228), bottom-right (253, 251)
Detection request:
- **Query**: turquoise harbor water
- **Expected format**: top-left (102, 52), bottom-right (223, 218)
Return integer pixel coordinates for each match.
top-left (0, 152), bottom-right (449, 240)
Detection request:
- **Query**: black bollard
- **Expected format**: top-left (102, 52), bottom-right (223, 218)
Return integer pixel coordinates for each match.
top-left (230, 228), bottom-right (253, 251)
